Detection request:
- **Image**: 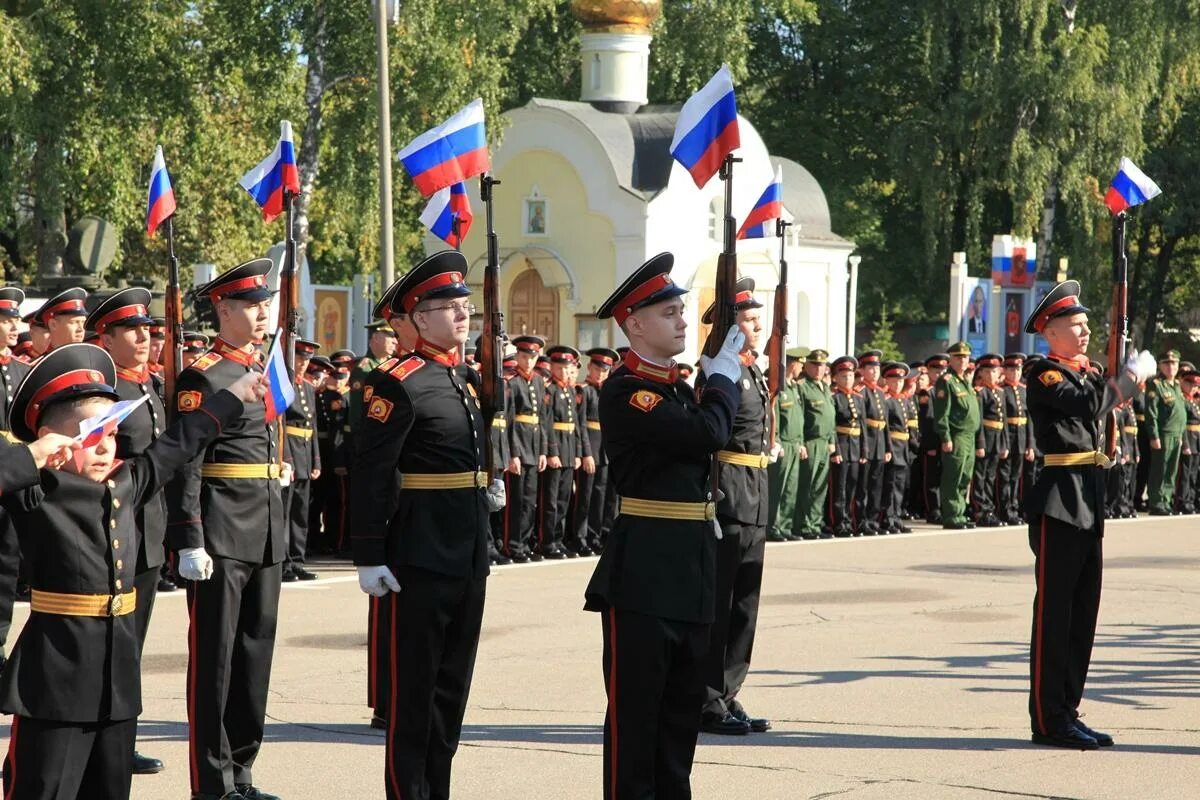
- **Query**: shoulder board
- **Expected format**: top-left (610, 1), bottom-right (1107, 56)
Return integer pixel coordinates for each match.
top-left (358, 357), bottom-right (372, 370)
top-left (374, 357), bottom-right (400, 374)
top-left (190, 351), bottom-right (222, 372)
top-left (387, 355), bottom-right (426, 382)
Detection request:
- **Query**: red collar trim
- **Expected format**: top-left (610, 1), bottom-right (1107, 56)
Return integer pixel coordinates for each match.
top-left (623, 350), bottom-right (678, 385)
top-left (738, 352), bottom-right (755, 367)
top-left (1048, 352), bottom-right (1088, 372)
top-left (116, 364), bottom-right (151, 384)
top-left (416, 338), bottom-right (460, 367)
top-left (214, 338), bottom-right (259, 366)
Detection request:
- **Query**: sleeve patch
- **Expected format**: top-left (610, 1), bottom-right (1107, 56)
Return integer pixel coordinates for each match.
top-left (375, 357), bottom-right (399, 373)
top-left (177, 390), bottom-right (202, 412)
top-left (191, 352), bottom-right (221, 371)
top-left (363, 385), bottom-right (374, 405)
top-left (629, 389), bottom-right (664, 413)
top-left (388, 356), bottom-right (426, 382)
top-left (1039, 370), bottom-right (1063, 387)
top-left (367, 396), bottom-right (394, 423)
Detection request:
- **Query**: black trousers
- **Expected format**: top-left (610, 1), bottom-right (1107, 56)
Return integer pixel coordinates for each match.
top-left (997, 451), bottom-right (1024, 521)
top-left (502, 466), bottom-right (539, 558)
top-left (596, 470), bottom-right (618, 548)
top-left (884, 461), bottom-right (908, 528)
top-left (1135, 432), bottom-right (1152, 508)
top-left (855, 457), bottom-right (886, 526)
top-left (972, 452), bottom-right (999, 517)
top-left (905, 458), bottom-right (923, 517)
top-left (185, 557), bottom-right (282, 796)
top-left (1028, 515), bottom-right (1102, 736)
top-left (702, 521), bottom-right (765, 716)
top-left (829, 458), bottom-right (859, 532)
top-left (0, 511), bottom-right (19, 652)
top-left (3, 715), bottom-right (136, 800)
top-left (383, 566), bottom-right (485, 800)
top-left (368, 593), bottom-right (391, 715)
top-left (538, 465), bottom-right (573, 551)
top-left (601, 608), bottom-right (708, 800)
top-left (567, 466), bottom-right (595, 551)
top-left (922, 449), bottom-right (942, 519)
top-left (1107, 460), bottom-right (1136, 516)
top-left (285, 478), bottom-right (312, 568)
top-left (1175, 452), bottom-right (1199, 512)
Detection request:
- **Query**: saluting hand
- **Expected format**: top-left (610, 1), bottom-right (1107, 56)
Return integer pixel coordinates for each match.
top-left (27, 433), bottom-right (80, 469)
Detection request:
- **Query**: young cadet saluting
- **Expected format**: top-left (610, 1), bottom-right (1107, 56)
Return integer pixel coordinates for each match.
top-left (1022, 280), bottom-right (1153, 750)
top-left (350, 251), bottom-right (505, 800)
top-left (2, 343), bottom-right (264, 800)
top-left (584, 253), bottom-right (741, 799)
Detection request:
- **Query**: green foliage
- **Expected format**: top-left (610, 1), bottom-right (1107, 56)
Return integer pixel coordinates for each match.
top-left (861, 306), bottom-right (905, 362)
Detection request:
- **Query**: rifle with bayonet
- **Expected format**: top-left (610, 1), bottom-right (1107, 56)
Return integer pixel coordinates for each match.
top-left (478, 174), bottom-right (507, 481)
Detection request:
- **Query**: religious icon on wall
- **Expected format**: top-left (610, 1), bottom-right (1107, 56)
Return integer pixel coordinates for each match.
top-left (524, 189), bottom-right (548, 236)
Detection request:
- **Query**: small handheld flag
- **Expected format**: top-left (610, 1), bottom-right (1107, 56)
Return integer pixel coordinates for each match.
top-left (239, 121), bottom-right (301, 223)
top-left (146, 145), bottom-right (176, 237)
top-left (74, 394), bottom-right (150, 469)
top-left (1104, 158), bottom-right (1162, 215)
top-left (670, 65), bottom-right (741, 189)
top-left (263, 327), bottom-right (296, 422)
top-left (398, 99), bottom-right (491, 198)
top-left (738, 165), bottom-right (784, 240)
top-left (419, 183), bottom-right (474, 248)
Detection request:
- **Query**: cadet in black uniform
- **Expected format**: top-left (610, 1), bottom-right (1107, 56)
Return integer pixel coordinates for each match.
top-left (567, 348), bottom-right (616, 556)
top-left (881, 362), bottom-right (914, 534)
top-left (86, 288), bottom-right (169, 776)
top-left (972, 354), bottom-right (1008, 527)
top-left (1107, 398), bottom-right (1139, 518)
top-left (2, 343), bottom-right (264, 800)
top-left (166, 259), bottom-right (288, 800)
top-left (829, 356), bottom-right (865, 537)
top-left (283, 338), bottom-right (322, 582)
top-left (540, 345), bottom-right (588, 558)
top-left (32, 287), bottom-right (89, 351)
top-left (1000, 353), bottom-right (1033, 524)
top-left (1176, 368), bottom-right (1200, 513)
top-left (502, 335), bottom-right (548, 562)
top-left (583, 253), bottom-right (742, 799)
top-left (697, 278), bottom-right (772, 735)
top-left (350, 251), bottom-right (504, 800)
top-left (1022, 281), bottom-right (1150, 749)
top-left (0, 287), bottom-right (31, 668)
top-left (855, 350), bottom-right (891, 534)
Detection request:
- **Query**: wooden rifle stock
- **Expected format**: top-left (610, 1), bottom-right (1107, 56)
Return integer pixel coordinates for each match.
top-left (162, 216), bottom-right (184, 423)
top-left (703, 155), bottom-right (742, 358)
top-left (765, 218), bottom-right (791, 450)
top-left (276, 190), bottom-right (300, 469)
top-left (478, 174), bottom-right (506, 480)
top-left (1104, 211), bottom-right (1129, 461)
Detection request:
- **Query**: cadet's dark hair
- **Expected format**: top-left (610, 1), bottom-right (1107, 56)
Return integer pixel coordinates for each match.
top-left (39, 395), bottom-right (113, 435)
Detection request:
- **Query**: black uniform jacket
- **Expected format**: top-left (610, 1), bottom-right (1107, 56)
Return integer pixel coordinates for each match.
top-left (544, 377), bottom-right (589, 462)
top-left (316, 386), bottom-right (348, 470)
top-left (859, 382), bottom-right (892, 460)
top-left (1, 353), bottom-right (31, 432)
top-left (833, 388), bottom-right (866, 461)
top-left (975, 384), bottom-right (1005, 452)
top-left (584, 356), bottom-right (738, 624)
top-left (166, 339), bottom-right (286, 565)
top-left (579, 380), bottom-right (605, 467)
top-left (507, 369), bottom-right (547, 465)
top-left (885, 392), bottom-right (911, 467)
top-left (699, 358), bottom-right (769, 526)
top-left (1025, 355), bottom-right (1135, 533)
top-left (1, 390), bottom-right (242, 722)
top-left (350, 347), bottom-right (491, 580)
top-left (114, 366), bottom-right (168, 571)
top-left (1003, 381), bottom-right (1033, 453)
top-left (0, 440), bottom-right (39, 497)
top-left (285, 378), bottom-right (321, 476)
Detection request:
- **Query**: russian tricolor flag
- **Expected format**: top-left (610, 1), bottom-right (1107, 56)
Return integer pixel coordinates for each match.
top-left (420, 182), bottom-right (474, 248)
top-left (73, 395), bottom-right (150, 469)
top-left (670, 65), bottom-right (741, 189)
top-left (738, 166), bottom-right (784, 240)
top-left (263, 328), bottom-right (296, 423)
top-left (1104, 158), bottom-right (1162, 215)
top-left (239, 121), bottom-right (301, 223)
top-left (398, 99), bottom-right (491, 198)
top-left (145, 145), bottom-right (176, 237)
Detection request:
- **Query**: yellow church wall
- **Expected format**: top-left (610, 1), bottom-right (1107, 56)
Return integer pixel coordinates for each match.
top-left (458, 148), bottom-right (618, 348)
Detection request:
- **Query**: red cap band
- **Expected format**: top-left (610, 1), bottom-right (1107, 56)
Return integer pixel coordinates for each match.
top-left (404, 272), bottom-right (464, 313)
top-left (41, 299), bottom-right (86, 321)
top-left (94, 304), bottom-right (149, 334)
top-left (615, 274), bottom-right (674, 324)
top-left (27, 368), bottom-right (108, 433)
top-left (0, 300), bottom-right (18, 311)
top-left (1034, 295), bottom-right (1080, 332)
top-left (210, 275), bottom-right (267, 302)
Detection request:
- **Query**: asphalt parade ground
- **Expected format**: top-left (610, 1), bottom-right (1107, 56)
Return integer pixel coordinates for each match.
top-left (4, 515), bottom-right (1198, 799)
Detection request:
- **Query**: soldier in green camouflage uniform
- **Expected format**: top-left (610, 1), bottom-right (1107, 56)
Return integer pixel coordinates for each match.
top-left (767, 348), bottom-right (807, 541)
top-left (1146, 350), bottom-right (1186, 515)
top-left (794, 349), bottom-right (836, 539)
top-left (933, 341), bottom-right (981, 529)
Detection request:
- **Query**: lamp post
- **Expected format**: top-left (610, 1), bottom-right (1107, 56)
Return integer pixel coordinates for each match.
top-left (847, 254), bottom-right (861, 354)
top-left (374, 0), bottom-right (399, 287)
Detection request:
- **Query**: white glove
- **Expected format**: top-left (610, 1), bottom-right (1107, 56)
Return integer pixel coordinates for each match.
top-left (712, 518), bottom-right (723, 541)
top-left (485, 478), bottom-right (507, 512)
top-left (699, 326), bottom-right (747, 384)
top-left (769, 443), bottom-right (785, 463)
top-left (1125, 350), bottom-right (1156, 383)
top-left (178, 547), bottom-right (213, 582)
top-left (279, 461), bottom-right (294, 488)
top-left (357, 565), bottom-right (401, 597)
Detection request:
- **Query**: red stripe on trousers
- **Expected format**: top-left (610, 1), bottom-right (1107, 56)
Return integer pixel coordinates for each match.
top-left (607, 608), bottom-right (619, 800)
top-left (387, 591), bottom-right (402, 798)
top-left (4, 715), bottom-right (19, 800)
top-left (1033, 516), bottom-right (1047, 735)
top-left (368, 596), bottom-right (378, 706)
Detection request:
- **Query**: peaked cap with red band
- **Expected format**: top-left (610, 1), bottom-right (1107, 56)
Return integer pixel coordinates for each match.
top-left (547, 345), bottom-right (580, 364)
top-left (512, 335), bottom-right (545, 354)
top-left (976, 353), bottom-right (1002, 368)
top-left (149, 317), bottom-right (166, 340)
top-left (200, 258), bottom-right (275, 304)
top-left (387, 251), bottom-right (471, 316)
top-left (295, 338), bottom-right (320, 356)
top-left (183, 331), bottom-right (210, 353)
top-left (881, 361), bottom-right (910, 379)
top-left (34, 287), bottom-right (89, 325)
top-left (586, 347), bottom-right (620, 368)
top-left (857, 349), bottom-right (882, 366)
top-left (85, 287), bottom-right (154, 334)
top-left (11, 343), bottom-right (119, 442)
top-left (831, 355), bottom-right (858, 374)
top-left (1025, 280), bottom-right (1088, 334)
top-left (701, 276), bottom-right (763, 325)
top-left (597, 253), bottom-right (688, 324)
top-left (0, 286), bottom-right (25, 319)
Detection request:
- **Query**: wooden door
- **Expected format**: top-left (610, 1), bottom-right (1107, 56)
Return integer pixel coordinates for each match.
top-left (509, 268), bottom-right (559, 338)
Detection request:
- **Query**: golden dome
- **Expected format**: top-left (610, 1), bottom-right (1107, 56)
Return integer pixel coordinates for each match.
top-left (571, 0), bottom-right (662, 33)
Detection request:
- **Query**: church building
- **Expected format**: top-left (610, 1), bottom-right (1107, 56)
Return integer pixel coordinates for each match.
top-left (429, 0), bottom-right (856, 360)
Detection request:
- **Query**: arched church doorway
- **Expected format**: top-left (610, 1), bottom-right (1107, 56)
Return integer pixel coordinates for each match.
top-left (509, 268), bottom-right (559, 338)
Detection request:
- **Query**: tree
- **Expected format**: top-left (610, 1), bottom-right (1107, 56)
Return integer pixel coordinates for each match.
top-left (860, 305), bottom-right (905, 362)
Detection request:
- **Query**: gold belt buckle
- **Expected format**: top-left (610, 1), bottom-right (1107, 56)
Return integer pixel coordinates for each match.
top-left (758, 454), bottom-right (769, 468)
top-left (704, 501), bottom-right (716, 521)
top-left (475, 471), bottom-right (487, 489)
top-left (108, 594), bottom-right (124, 617)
